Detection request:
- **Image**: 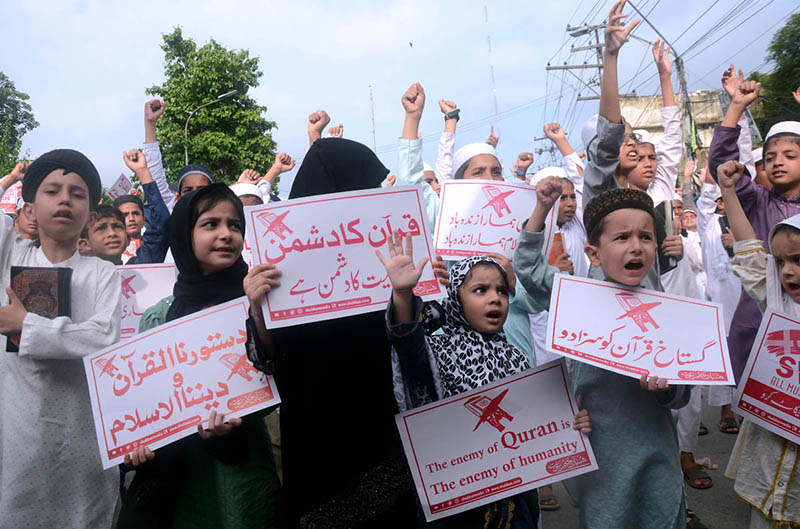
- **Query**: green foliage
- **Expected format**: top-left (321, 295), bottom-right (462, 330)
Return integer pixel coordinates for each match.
top-left (146, 27), bottom-right (278, 188)
top-left (0, 72), bottom-right (38, 174)
top-left (749, 14), bottom-right (800, 134)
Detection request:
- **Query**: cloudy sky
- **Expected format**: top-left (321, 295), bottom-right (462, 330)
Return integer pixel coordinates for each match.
top-left (1, 0), bottom-right (795, 195)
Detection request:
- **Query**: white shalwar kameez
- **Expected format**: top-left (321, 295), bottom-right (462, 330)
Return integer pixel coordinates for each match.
top-left (0, 213), bottom-right (121, 529)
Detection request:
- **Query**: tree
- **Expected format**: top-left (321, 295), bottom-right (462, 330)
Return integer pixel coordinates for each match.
top-left (749, 14), bottom-right (800, 134)
top-left (146, 27), bottom-right (278, 187)
top-left (0, 72), bottom-right (38, 174)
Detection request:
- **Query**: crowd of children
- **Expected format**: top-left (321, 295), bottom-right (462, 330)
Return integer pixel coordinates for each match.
top-left (2, 1), bottom-right (800, 527)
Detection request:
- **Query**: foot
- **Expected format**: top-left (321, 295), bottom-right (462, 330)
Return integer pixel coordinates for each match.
top-left (720, 404), bottom-right (740, 433)
top-left (538, 485), bottom-right (560, 511)
top-left (698, 422), bottom-right (708, 436)
top-left (681, 452), bottom-right (712, 489)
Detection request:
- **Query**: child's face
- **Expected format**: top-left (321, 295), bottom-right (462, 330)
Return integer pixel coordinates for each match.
top-left (682, 211), bottom-right (697, 231)
top-left (754, 160), bottom-right (772, 190)
top-left (771, 229), bottom-right (800, 303)
top-left (180, 174), bottom-right (212, 197)
top-left (585, 209), bottom-right (657, 287)
top-left (29, 169), bottom-right (91, 242)
top-left (765, 138), bottom-right (800, 194)
top-left (458, 264), bottom-right (510, 334)
top-left (556, 182), bottom-right (577, 226)
top-left (617, 123), bottom-right (638, 171)
top-left (191, 200), bottom-right (244, 275)
top-left (626, 144), bottom-right (657, 191)
top-left (463, 155), bottom-right (504, 181)
top-left (14, 207), bottom-right (38, 239)
top-left (118, 202), bottom-right (144, 237)
top-left (423, 170), bottom-right (441, 195)
top-left (88, 216), bottom-right (128, 260)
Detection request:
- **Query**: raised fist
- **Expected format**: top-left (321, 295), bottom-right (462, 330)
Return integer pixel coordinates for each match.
top-left (145, 99), bottom-right (164, 123)
top-left (308, 110), bottom-right (331, 136)
top-left (536, 176), bottom-right (563, 209)
top-left (717, 160), bottom-right (745, 189)
top-left (401, 83), bottom-right (425, 117)
top-left (439, 99), bottom-right (457, 114)
top-left (123, 149), bottom-right (147, 173)
top-left (516, 152), bottom-right (534, 173)
top-left (730, 79), bottom-right (761, 108)
top-left (238, 169), bottom-right (262, 184)
top-left (273, 153), bottom-right (295, 174)
top-left (543, 123), bottom-right (566, 142)
top-left (328, 124), bottom-right (343, 138)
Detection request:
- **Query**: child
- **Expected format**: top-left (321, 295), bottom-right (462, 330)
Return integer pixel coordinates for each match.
top-left (117, 183), bottom-right (279, 529)
top-left (86, 204), bottom-right (129, 263)
top-left (377, 232), bottom-right (591, 528)
top-left (513, 177), bottom-right (690, 529)
top-left (0, 150), bottom-right (122, 527)
top-left (718, 158), bottom-right (800, 528)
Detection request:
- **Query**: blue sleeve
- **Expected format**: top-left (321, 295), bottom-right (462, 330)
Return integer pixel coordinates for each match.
top-left (398, 138), bottom-right (439, 233)
top-left (128, 181), bottom-right (170, 264)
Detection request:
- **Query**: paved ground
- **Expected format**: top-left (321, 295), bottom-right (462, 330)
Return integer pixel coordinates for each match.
top-left (541, 389), bottom-right (752, 528)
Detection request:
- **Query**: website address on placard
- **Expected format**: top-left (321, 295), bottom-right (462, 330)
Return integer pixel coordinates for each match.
top-left (271, 297), bottom-right (373, 319)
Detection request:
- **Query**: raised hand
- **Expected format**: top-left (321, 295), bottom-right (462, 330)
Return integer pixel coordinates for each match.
top-left (536, 175), bottom-right (563, 210)
top-left (439, 99), bottom-right (457, 114)
top-left (516, 152), bottom-right (534, 174)
top-left (123, 149), bottom-right (147, 173)
top-left (543, 123), bottom-right (567, 142)
top-left (717, 160), bottom-right (745, 189)
top-left (308, 110), bottom-right (331, 143)
top-left (197, 410), bottom-right (242, 440)
top-left (604, 0), bottom-right (640, 57)
top-left (145, 99), bottom-right (164, 123)
top-left (730, 79), bottom-right (761, 108)
top-left (486, 125), bottom-right (499, 148)
top-left (683, 158), bottom-right (696, 180)
top-left (652, 39), bottom-right (672, 76)
top-left (6, 162), bottom-right (28, 186)
top-left (721, 64), bottom-right (744, 99)
top-left (328, 124), bottom-right (343, 138)
top-left (402, 82), bottom-right (426, 117)
top-left (376, 231), bottom-right (429, 294)
top-left (238, 169), bottom-right (262, 184)
top-left (273, 153), bottom-right (295, 174)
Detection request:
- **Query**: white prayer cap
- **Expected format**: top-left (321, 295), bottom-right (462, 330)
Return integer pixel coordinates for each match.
top-left (752, 147), bottom-right (763, 164)
top-left (765, 121), bottom-right (800, 142)
top-left (672, 192), bottom-right (683, 203)
top-left (714, 186), bottom-right (723, 201)
top-left (581, 114), bottom-right (599, 151)
top-left (633, 129), bottom-right (652, 144)
top-left (16, 198), bottom-right (24, 211)
top-left (531, 166), bottom-right (566, 186)
top-left (423, 162), bottom-right (434, 173)
top-left (452, 143), bottom-right (498, 179)
top-left (229, 183), bottom-right (263, 200)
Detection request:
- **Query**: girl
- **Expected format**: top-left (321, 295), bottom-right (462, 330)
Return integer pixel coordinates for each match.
top-left (718, 159), bottom-right (800, 528)
top-left (514, 178), bottom-right (691, 529)
top-left (376, 232), bottom-right (591, 528)
top-left (118, 183), bottom-right (279, 529)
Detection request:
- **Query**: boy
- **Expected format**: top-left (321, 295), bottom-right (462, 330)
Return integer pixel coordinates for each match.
top-left (113, 193), bottom-right (144, 262)
top-left (0, 149), bottom-right (121, 528)
top-left (514, 177), bottom-right (690, 529)
top-left (86, 205), bottom-right (128, 264)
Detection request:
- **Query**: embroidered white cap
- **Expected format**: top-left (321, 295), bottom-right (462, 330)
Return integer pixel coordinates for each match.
top-left (752, 147), bottom-right (763, 164)
top-left (765, 121), bottom-right (800, 141)
top-left (452, 143), bottom-right (498, 179)
top-left (531, 166), bottom-right (567, 186)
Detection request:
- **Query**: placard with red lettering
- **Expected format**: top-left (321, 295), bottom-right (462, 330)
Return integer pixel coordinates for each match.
top-left (735, 309), bottom-right (800, 443)
top-left (244, 186), bottom-right (444, 328)
top-left (546, 274), bottom-right (733, 384)
top-left (0, 181), bottom-right (22, 214)
top-left (117, 264), bottom-right (177, 340)
top-left (106, 173), bottom-right (133, 200)
top-left (396, 359), bottom-right (597, 522)
top-left (434, 180), bottom-right (536, 259)
top-left (83, 297), bottom-right (280, 469)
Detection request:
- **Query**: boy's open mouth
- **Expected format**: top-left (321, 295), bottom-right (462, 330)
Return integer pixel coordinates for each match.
top-left (785, 281), bottom-right (800, 295)
top-left (624, 260), bottom-right (644, 271)
top-left (486, 310), bottom-right (502, 321)
top-left (54, 210), bottom-right (73, 219)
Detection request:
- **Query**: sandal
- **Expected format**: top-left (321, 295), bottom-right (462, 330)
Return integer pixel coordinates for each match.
top-left (719, 416), bottom-right (739, 434)
top-left (683, 464), bottom-right (713, 489)
top-left (698, 423), bottom-right (708, 436)
top-left (538, 489), bottom-right (560, 511)
top-left (686, 509), bottom-right (709, 529)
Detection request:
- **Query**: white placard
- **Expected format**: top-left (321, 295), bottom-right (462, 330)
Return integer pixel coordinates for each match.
top-left (83, 297), bottom-right (280, 469)
top-left (107, 173), bottom-right (134, 200)
top-left (397, 359), bottom-right (597, 521)
top-left (117, 264), bottom-right (177, 340)
top-left (0, 181), bottom-right (21, 214)
top-left (434, 180), bottom-right (536, 259)
top-left (735, 309), bottom-right (800, 443)
top-left (546, 274), bottom-right (733, 384)
top-left (244, 186), bottom-right (444, 328)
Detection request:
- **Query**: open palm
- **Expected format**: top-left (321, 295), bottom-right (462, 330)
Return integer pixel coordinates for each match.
top-left (376, 231), bottom-right (429, 293)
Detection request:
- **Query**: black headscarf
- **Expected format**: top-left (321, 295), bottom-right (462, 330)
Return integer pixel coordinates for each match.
top-left (165, 183), bottom-right (248, 322)
top-left (289, 138), bottom-right (389, 199)
top-left (22, 148), bottom-right (102, 206)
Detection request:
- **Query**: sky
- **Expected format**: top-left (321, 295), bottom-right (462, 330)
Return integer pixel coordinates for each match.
top-left (1, 0), bottom-right (796, 196)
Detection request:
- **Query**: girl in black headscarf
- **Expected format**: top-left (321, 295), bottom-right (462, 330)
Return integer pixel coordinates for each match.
top-left (245, 138), bottom-right (419, 529)
top-left (118, 183), bottom-right (280, 529)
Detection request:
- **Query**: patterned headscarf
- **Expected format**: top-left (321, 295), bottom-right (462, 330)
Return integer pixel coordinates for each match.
top-left (426, 256), bottom-right (529, 398)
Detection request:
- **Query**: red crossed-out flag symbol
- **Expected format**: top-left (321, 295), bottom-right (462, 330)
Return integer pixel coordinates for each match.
top-left (256, 210), bottom-right (293, 241)
top-left (765, 329), bottom-right (800, 356)
top-left (481, 185), bottom-right (514, 217)
top-left (465, 388), bottom-right (514, 433)
top-left (615, 292), bottom-right (661, 333)
top-left (121, 275), bottom-right (137, 300)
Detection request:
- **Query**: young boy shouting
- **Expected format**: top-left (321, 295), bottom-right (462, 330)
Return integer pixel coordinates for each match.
top-left (0, 149), bottom-right (121, 528)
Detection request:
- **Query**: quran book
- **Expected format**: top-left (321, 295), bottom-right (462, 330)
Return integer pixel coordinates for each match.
top-left (6, 266), bottom-right (72, 352)
top-left (655, 202), bottom-right (677, 275)
top-left (547, 232), bottom-right (565, 266)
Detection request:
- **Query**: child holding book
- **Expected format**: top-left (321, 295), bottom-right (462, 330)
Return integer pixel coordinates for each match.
top-left (0, 150), bottom-right (122, 527)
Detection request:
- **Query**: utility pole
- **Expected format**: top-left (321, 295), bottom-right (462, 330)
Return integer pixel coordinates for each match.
top-left (369, 85), bottom-right (377, 152)
top-left (546, 23), bottom-right (606, 101)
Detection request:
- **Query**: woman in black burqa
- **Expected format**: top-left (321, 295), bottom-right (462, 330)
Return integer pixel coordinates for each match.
top-left (247, 138), bottom-right (419, 529)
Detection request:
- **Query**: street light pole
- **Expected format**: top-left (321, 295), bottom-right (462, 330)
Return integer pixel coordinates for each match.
top-left (184, 90), bottom-right (237, 165)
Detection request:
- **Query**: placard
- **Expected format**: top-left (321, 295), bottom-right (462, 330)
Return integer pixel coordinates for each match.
top-left (117, 264), bottom-right (177, 340)
top-left (434, 180), bottom-right (536, 259)
top-left (546, 274), bottom-right (733, 384)
top-left (0, 181), bottom-right (22, 214)
top-left (735, 309), bottom-right (800, 443)
top-left (83, 297), bottom-right (280, 469)
top-left (397, 359), bottom-right (597, 521)
top-left (244, 186), bottom-right (444, 328)
top-left (107, 173), bottom-right (134, 200)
